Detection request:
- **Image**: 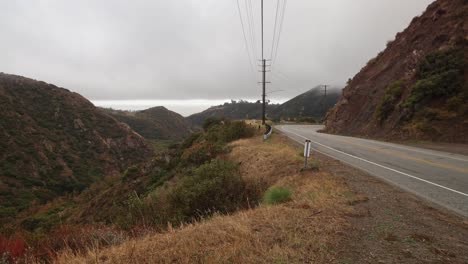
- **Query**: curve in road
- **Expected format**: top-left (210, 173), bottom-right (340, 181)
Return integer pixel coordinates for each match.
top-left (276, 125), bottom-right (468, 217)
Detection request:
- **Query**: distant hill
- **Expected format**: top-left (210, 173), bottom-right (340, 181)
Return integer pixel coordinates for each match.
top-left (325, 0), bottom-right (467, 143)
top-left (0, 73), bottom-right (151, 219)
top-left (186, 100), bottom-right (279, 127)
top-left (186, 88), bottom-right (340, 126)
top-left (269, 86), bottom-right (340, 121)
top-left (102, 106), bottom-right (191, 141)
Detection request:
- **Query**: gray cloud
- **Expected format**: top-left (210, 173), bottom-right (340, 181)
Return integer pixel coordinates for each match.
top-left (0, 0), bottom-right (433, 101)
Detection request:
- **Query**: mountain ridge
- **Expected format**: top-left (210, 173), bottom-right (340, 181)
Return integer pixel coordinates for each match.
top-left (102, 106), bottom-right (191, 141)
top-left (0, 72), bottom-right (152, 221)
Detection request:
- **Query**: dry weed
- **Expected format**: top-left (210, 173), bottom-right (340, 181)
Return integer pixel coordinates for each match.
top-left (55, 134), bottom-right (356, 264)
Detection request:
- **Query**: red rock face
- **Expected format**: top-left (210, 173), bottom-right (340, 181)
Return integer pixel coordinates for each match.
top-left (325, 0), bottom-right (467, 143)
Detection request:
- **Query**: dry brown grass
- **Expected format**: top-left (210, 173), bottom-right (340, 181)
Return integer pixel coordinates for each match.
top-left (55, 134), bottom-right (358, 264)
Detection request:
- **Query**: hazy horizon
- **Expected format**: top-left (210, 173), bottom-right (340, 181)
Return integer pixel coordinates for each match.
top-left (91, 98), bottom-right (289, 117)
top-left (91, 85), bottom-right (343, 116)
top-left (1, 0), bottom-right (433, 103)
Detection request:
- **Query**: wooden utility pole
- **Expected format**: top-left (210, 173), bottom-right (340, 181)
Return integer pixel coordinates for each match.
top-left (262, 59), bottom-right (266, 124)
top-left (261, 0), bottom-right (266, 125)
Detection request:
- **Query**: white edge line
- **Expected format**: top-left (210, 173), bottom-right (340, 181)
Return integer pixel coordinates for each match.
top-left (278, 126), bottom-right (468, 198)
top-left (280, 129), bottom-right (468, 217)
top-left (292, 125), bottom-right (468, 162)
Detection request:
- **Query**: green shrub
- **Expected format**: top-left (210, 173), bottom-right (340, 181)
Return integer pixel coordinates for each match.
top-left (204, 120), bottom-right (255, 143)
top-left (222, 121), bottom-right (256, 142)
top-left (403, 48), bottom-right (464, 111)
top-left (202, 117), bottom-right (225, 130)
top-left (167, 159), bottom-right (247, 220)
top-left (181, 141), bottom-right (225, 165)
top-left (375, 80), bottom-right (403, 122)
top-left (180, 132), bottom-right (202, 149)
top-left (262, 187), bottom-right (292, 205)
top-left (418, 48), bottom-right (464, 79)
top-left (404, 70), bottom-right (462, 108)
top-left (180, 121), bottom-right (254, 166)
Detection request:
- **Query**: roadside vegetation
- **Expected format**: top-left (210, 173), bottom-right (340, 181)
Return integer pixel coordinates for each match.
top-left (0, 118), bottom-right (260, 262)
top-left (262, 187), bottom-right (292, 205)
top-left (3, 125), bottom-right (467, 263)
top-left (403, 47), bottom-right (465, 113)
top-left (375, 80), bottom-right (404, 122)
top-left (400, 47), bottom-right (466, 138)
top-left (55, 133), bottom-right (356, 264)
top-left (373, 47), bottom-right (466, 140)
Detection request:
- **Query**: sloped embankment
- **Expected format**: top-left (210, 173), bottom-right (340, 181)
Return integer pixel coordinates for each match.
top-left (56, 135), bottom-right (359, 263)
top-left (55, 133), bottom-right (468, 263)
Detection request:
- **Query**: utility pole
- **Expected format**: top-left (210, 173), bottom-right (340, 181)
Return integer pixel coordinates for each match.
top-left (262, 59), bottom-right (266, 124)
top-left (321, 84), bottom-right (328, 105)
top-left (261, 0), bottom-right (266, 125)
top-left (321, 85), bottom-right (328, 121)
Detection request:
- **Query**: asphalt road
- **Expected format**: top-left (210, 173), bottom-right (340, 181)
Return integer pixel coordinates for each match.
top-left (276, 125), bottom-right (468, 217)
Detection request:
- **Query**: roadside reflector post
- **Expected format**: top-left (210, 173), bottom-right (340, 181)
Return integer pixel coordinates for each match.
top-left (303, 139), bottom-right (311, 169)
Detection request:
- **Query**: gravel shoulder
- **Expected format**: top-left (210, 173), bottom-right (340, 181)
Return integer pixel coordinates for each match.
top-left (285, 136), bottom-right (468, 263)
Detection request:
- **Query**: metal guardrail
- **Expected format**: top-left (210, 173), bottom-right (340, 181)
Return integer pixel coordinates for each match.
top-left (263, 124), bottom-right (272, 140)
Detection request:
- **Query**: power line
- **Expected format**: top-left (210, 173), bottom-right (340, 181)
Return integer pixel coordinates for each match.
top-left (245, 0), bottom-right (258, 60)
top-left (270, 0), bottom-right (280, 63)
top-left (272, 0), bottom-right (287, 65)
top-left (236, 0), bottom-right (256, 75)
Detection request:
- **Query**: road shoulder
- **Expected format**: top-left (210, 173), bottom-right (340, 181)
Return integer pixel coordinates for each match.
top-left (280, 131), bottom-right (468, 263)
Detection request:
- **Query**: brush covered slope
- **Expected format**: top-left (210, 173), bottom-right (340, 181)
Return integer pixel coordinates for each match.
top-left (0, 73), bottom-right (152, 222)
top-left (2, 120), bottom-right (257, 236)
top-left (103, 106), bottom-right (191, 140)
top-left (269, 86), bottom-right (340, 121)
top-left (186, 100), bottom-right (279, 127)
top-left (56, 134), bottom-right (353, 264)
top-left (325, 0), bottom-right (467, 143)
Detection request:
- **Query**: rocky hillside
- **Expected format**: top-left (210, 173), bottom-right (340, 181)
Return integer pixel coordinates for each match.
top-left (269, 86), bottom-right (340, 121)
top-left (0, 73), bottom-right (152, 220)
top-left (186, 101), bottom-right (279, 127)
top-left (102, 106), bottom-right (191, 141)
top-left (325, 0), bottom-right (467, 143)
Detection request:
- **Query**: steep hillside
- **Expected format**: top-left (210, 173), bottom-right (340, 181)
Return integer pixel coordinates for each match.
top-left (325, 0), bottom-right (467, 143)
top-left (186, 101), bottom-right (279, 127)
top-left (102, 106), bottom-right (191, 141)
top-left (269, 86), bottom-right (340, 121)
top-left (0, 73), bottom-right (151, 220)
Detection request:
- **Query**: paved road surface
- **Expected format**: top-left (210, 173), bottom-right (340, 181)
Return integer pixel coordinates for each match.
top-left (276, 125), bottom-right (468, 217)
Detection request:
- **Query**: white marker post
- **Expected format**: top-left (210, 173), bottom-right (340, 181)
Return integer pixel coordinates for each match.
top-left (303, 139), bottom-right (311, 169)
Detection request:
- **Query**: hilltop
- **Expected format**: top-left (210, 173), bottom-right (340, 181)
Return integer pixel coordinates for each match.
top-left (102, 106), bottom-right (191, 141)
top-left (187, 87), bottom-right (340, 126)
top-left (0, 73), bottom-right (151, 223)
top-left (269, 86), bottom-right (340, 121)
top-left (186, 100), bottom-right (279, 127)
top-left (325, 0), bottom-right (467, 143)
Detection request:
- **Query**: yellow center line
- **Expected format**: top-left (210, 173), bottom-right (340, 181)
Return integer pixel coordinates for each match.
top-left (332, 137), bottom-right (468, 173)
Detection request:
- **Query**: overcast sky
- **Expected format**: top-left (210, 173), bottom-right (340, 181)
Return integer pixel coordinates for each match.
top-left (1, 0), bottom-right (433, 103)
